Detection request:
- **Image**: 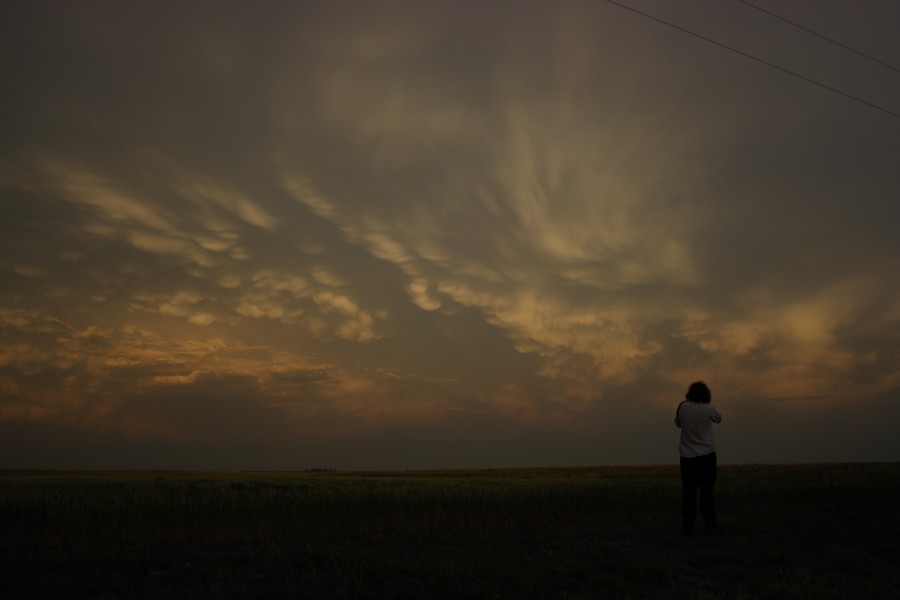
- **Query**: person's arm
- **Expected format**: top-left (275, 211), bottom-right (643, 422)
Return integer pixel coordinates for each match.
top-left (675, 401), bottom-right (685, 427)
top-left (709, 405), bottom-right (722, 424)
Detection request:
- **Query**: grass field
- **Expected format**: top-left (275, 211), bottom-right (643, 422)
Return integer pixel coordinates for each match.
top-left (1, 463), bottom-right (898, 599)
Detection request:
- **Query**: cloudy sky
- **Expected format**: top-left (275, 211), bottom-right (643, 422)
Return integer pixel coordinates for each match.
top-left (2, 0), bottom-right (898, 470)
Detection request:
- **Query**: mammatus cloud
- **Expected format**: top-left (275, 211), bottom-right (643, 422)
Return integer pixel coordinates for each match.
top-left (3, 154), bottom-right (389, 340)
top-left (1, 1), bottom-right (898, 468)
top-left (282, 48), bottom-right (898, 408)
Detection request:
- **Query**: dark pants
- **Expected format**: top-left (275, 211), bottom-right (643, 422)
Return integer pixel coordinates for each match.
top-left (680, 452), bottom-right (717, 530)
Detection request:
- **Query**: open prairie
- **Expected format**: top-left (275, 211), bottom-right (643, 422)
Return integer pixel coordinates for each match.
top-left (1, 463), bottom-right (898, 599)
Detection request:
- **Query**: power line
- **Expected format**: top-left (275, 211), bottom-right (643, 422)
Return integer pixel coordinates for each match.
top-left (602, 0), bottom-right (900, 120)
top-left (736, 0), bottom-right (900, 75)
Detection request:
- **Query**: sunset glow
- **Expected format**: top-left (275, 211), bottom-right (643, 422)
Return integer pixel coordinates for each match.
top-left (2, 1), bottom-right (898, 469)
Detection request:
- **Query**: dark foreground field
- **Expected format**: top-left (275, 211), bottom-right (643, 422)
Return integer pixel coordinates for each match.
top-left (1, 463), bottom-right (898, 599)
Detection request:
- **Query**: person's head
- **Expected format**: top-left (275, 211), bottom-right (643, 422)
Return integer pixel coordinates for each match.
top-left (686, 381), bottom-right (711, 403)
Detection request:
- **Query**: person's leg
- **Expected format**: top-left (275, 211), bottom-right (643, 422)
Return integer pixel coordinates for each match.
top-left (680, 457), bottom-right (698, 533)
top-left (698, 452), bottom-right (717, 530)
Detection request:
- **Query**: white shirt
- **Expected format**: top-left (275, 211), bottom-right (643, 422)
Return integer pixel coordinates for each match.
top-left (675, 401), bottom-right (722, 458)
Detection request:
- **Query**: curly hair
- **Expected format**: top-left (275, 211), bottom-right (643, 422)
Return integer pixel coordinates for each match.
top-left (686, 381), bottom-right (712, 404)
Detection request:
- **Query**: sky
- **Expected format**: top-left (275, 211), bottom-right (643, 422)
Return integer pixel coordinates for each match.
top-left (1, 0), bottom-right (898, 470)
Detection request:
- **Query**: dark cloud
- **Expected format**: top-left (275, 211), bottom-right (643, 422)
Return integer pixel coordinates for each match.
top-left (1, 0), bottom-right (898, 468)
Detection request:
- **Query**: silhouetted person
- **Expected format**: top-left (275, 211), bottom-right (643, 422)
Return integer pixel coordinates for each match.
top-left (675, 381), bottom-right (722, 535)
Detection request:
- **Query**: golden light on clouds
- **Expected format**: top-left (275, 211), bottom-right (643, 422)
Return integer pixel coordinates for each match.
top-left (1, 0), bottom-right (898, 468)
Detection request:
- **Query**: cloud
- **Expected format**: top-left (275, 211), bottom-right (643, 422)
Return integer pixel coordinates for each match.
top-left (0, 308), bottom-right (342, 435)
top-left (272, 0), bottom-right (899, 417)
top-left (0, 305), bottom-right (480, 447)
top-left (1, 0), bottom-right (898, 467)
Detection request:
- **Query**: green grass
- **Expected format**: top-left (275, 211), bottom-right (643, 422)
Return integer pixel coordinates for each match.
top-left (1, 464), bottom-right (898, 598)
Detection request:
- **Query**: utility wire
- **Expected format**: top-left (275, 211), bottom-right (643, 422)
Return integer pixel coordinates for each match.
top-left (602, 0), bottom-right (900, 120)
top-left (736, 0), bottom-right (900, 75)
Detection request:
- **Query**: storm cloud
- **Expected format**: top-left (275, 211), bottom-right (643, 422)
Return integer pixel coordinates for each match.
top-left (2, 0), bottom-right (898, 469)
